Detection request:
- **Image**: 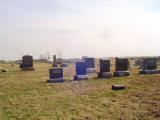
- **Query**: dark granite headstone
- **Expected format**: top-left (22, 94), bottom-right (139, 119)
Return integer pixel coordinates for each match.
top-left (98, 59), bottom-right (112, 78)
top-left (74, 62), bottom-right (88, 80)
top-left (143, 58), bottom-right (157, 70)
top-left (84, 57), bottom-right (96, 73)
top-left (84, 57), bottom-right (95, 68)
top-left (100, 59), bottom-right (110, 73)
top-left (47, 68), bottom-right (65, 83)
top-left (115, 58), bottom-right (129, 71)
top-left (140, 58), bottom-right (160, 74)
top-left (20, 55), bottom-right (33, 67)
top-left (114, 58), bottom-right (130, 77)
top-left (20, 55), bottom-right (35, 71)
top-left (53, 55), bottom-right (56, 62)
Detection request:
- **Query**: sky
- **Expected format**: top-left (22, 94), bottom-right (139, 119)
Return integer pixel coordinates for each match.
top-left (0, 0), bottom-right (160, 60)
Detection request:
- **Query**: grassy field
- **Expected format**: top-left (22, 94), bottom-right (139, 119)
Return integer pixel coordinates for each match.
top-left (0, 61), bottom-right (160, 120)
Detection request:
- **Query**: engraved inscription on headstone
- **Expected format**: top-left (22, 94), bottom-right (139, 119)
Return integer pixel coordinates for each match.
top-left (47, 68), bottom-right (65, 83)
top-left (84, 57), bottom-right (96, 73)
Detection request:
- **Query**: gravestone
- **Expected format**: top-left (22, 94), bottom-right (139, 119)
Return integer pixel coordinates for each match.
top-left (82, 56), bottom-right (88, 61)
top-left (140, 58), bottom-right (160, 74)
top-left (112, 84), bottom-right (125, 90)
top-left (98, 59), bottom-right (112, 78)
top-left (113, 58), bottom-right (130, 77)
top-left (74, 62), bottom-right (88, 80)
top-left (20, 55), bottom-right (35, 71)
top-left (52, 55), bottom-right (57, 67)
top-left (84, 57), bottom-right (96, 73)
top-left (60, 63), bottom-right (68, 67)
top-left (1, 69), bottom-right (8, 72)
top-left (53, 55), bottom-right (56, 61)
top-left (47, 68), bottom-right (65, 83)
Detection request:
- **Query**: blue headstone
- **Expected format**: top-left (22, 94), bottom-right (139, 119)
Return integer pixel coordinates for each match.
top-left (74, 62), bottom-right (88, 80)
top-left (76, 62), bottom-right (86, 75)
top-left (84, 57), bottom-right (95, 68)
top-left (47, 68), bottom-right (65, 83)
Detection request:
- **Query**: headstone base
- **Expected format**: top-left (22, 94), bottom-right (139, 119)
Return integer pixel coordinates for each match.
top-left (98, 72), bottom-right (112, 78)
top-left (139, 69), bottom-right (160, 74)
top-left (47, 78), bottom-right (65, 83)
top-left (74, 75), bottom-right (88, 81)
top-left (112, 84), bottom-right (125, 90)
top-left (113, 71), bottom-right (130, 77)
top-left (87, 68), bottom-right (97, 73)
top-left (20, 67), bottom-right (35, 71)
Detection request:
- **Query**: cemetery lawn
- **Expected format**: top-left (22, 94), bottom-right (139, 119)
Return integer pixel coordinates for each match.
top-left (0, 61), bottom-right (160, 120)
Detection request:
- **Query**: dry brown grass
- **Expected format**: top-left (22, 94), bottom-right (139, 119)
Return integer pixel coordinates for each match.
top-left (0, 60), bottom-right (160, 120)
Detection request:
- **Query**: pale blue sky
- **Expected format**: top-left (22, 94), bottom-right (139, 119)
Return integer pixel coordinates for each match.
top-left (0, 0), bottom-right (160, 60)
